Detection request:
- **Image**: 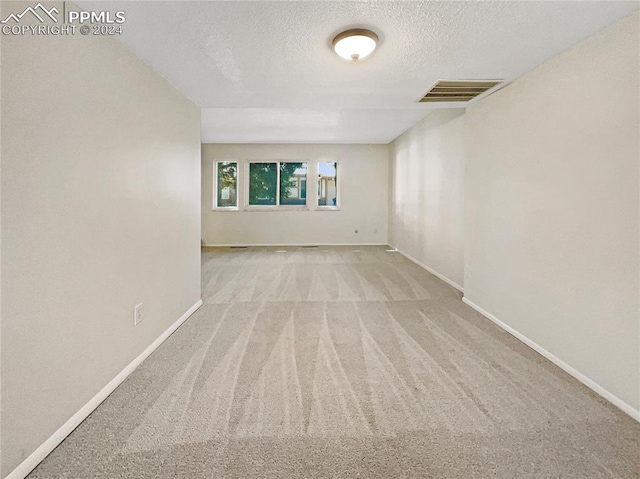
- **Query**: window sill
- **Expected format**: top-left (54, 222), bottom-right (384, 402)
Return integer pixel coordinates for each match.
top-left (244, 206), bottom-right (310, 212)
top-left (213, 206), bottom-right (341, 212)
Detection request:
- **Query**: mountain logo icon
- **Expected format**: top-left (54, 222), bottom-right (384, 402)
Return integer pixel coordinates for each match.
top-left (1, 3), bottom-right (59, 24)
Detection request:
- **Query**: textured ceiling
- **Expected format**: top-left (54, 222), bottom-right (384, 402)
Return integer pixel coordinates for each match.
top-left (81, 1), bottom-right (639, 143)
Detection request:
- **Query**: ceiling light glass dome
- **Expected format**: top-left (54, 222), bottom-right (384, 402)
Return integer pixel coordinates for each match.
top-left (332, 29), bottom-right (378, 61)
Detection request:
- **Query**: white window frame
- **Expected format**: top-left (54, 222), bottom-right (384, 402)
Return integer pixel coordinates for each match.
top-left (213, 160), bottom-right (239, 211)
top-left (244, 160), bottom-right (309, 211)
top-left (316, 161), bottom-right (340, 211)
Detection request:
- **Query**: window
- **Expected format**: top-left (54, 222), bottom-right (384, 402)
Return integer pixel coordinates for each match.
top-left (214, 161), bottom-right (238, 209)
top-left (249, 162), bottom-right (277, 205)
top-left (280, 162), bottom-right (307, 205)
top-left (248, 161), bottom-right (307, 207)
top-left (317, 161), bottom-right (338, 208)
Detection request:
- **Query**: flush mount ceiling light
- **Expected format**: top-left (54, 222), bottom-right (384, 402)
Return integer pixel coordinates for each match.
top-left (332, 28), bottom-right (378, 61)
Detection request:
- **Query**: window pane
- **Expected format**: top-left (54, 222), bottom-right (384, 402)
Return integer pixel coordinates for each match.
top-left (280, 162), bottom-right (307, 205)
top-left (249, 163), bottom-right (277, 205)
top-left (216, 162), bottom-right (237, 207)
top-left (317, 162), bottom-right (337, 206)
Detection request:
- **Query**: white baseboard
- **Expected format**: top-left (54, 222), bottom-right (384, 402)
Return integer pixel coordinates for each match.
top-left (6, 299), bottom-right (204, 479)
top-left (389, 245), bottom-right (464, 293)
top-left (461, 297), bottom-right (640, 423)
top-left (201, 243), bottom-right (388, 247)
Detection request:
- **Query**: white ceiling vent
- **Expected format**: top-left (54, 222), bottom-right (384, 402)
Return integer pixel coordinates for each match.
top-left (419, 79), bottom-right (503, 103)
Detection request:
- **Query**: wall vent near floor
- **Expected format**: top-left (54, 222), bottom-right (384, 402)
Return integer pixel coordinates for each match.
top-left (419, 79), bottom-right (503, 103)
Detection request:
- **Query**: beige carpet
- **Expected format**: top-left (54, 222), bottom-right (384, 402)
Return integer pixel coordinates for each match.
top-left (29, 246), bottom-right (639, 478)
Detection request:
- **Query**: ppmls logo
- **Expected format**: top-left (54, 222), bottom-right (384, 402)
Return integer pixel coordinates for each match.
top-left (1, 2), bottom-right (125, 36)
top-left (1, 3), bottom-right (59, 24)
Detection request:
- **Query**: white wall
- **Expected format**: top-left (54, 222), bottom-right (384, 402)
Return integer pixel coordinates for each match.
top-left (1, 2), bottom-right (202, 476)
top-left (202, 144), bottom-right (388, 245)
top-left (465, 13), bottom-right (639, 414)
top-left (388, 109), bottom-right (466, 290)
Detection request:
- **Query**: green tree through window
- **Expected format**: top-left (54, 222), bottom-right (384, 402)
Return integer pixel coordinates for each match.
top-left (248, 161), bottom-right (308, 206)
top-left (280, 162), bottom-right (307, 205)
top-left (249, 163), bottom-right (277, 205)
top-left (216, 161), bottom-right (237, 208)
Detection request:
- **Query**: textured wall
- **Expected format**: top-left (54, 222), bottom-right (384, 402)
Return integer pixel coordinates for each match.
top-left (201, 144), bottom-right (388, 246)
top-left (465, 13), bottom-right (639, 412)
top-left (388, 109), bottom-right (466, 289)
top-left (1, 2), bottom-right (202, 475)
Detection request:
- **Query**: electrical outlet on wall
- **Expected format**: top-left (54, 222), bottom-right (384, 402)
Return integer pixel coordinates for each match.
top-left (134, 303), bottom-right (143, 326)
